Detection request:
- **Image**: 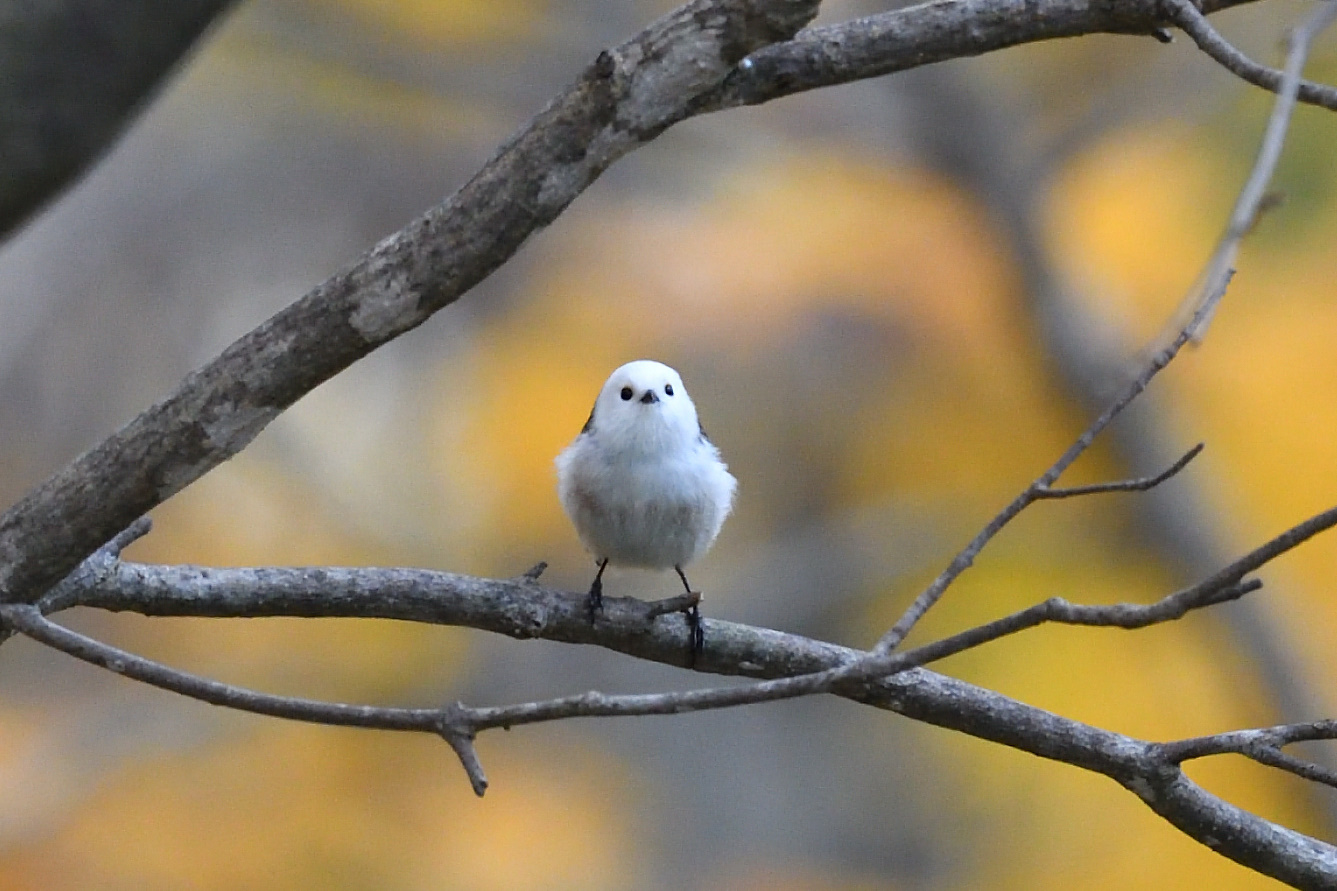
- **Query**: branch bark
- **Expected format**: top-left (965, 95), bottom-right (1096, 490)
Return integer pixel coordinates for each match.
top-left (18, 534), bottom-right (1337, 886)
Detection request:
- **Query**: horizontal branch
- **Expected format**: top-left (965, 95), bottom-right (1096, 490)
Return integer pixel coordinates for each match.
top-left (29, 547), bottom-right (1337, 884)
top-left (0, 603), bottom-right (440, 732)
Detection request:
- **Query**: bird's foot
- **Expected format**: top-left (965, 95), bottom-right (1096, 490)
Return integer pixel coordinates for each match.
top-left (586, 575), bottom-right (604, 622)
top-left (685, 603), bottom-right (704, 668)
top-left (643, 590), bottom-right (705, 666)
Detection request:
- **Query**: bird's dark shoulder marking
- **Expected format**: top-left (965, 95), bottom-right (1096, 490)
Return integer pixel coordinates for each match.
top-left (698, 419), bottom-right (711, 444)
top-left (581, 401), bottom-right (597, 434)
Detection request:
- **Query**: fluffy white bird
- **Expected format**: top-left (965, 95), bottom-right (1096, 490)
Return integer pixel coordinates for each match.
top-left (556, 360), bottom-right (737, 657)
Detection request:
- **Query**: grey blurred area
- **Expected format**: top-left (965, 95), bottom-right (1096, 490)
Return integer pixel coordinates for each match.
top-left (0, 0), bottom-right (1329, 887)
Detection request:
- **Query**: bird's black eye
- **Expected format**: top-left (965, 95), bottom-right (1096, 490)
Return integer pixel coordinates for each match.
top-left (664, 384), bottom-right (675, 396)
top-left (620, 386), bottom-right (633, 401)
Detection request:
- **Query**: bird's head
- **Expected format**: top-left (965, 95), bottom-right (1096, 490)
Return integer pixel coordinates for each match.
top-left (586, 360), bottom-right (702, 454)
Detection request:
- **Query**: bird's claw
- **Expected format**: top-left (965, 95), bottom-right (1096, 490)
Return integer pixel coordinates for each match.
top-left (686, 603), bottom-right (704, 668)
top-left (586, 575), bottom-right (604, 622)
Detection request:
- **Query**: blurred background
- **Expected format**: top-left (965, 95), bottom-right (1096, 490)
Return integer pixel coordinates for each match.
top-left (0, 0), bottom-right (1335, 887)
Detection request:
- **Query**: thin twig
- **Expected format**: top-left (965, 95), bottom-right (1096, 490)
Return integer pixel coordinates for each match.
top-left (1036, 442), bottom-right (1204, 498)
top-left (1160, 719), bottom-right (1337, 789)
top-left (1162, 719), bottom-right (1337, 761)
top-left (887, 578), bottom-right (1262, 670)
top-left (518, 561), bottom-right (548, 581)
top-left (1248, 746), bottom-right (1337, 790)
top-left (1170, 502), bottom-right (1337, 606)
top-left (0, 603), bottom-right (440, 732)
top-left (1164, 0), bottom-right (1337, 112)
top-left (645, 591), bottom-right (701, 619)
top-left (1168, 0), bottom-right (1337, 341)
top-left (1, 515), bottom-right (153, 644)
top-left (873, 318), bottom-right (1203, 654)
top-left (873, 1), bottom-right (1337, 654)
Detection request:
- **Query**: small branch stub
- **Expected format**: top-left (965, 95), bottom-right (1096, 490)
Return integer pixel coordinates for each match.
top-left (438, 702), bottom-right (488, 797)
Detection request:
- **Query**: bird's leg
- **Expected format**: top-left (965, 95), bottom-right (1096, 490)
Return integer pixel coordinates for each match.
top-left (675, 566), bottom-right (704, 665)
top-left (587, 558), bottom-right (609, 621)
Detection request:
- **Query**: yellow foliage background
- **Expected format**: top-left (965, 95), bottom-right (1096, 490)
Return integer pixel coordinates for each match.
top-left (0, 0), bottom-right (1335, 888)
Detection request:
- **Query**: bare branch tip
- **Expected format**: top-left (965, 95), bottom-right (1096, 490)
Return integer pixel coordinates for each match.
top-left (109, 516), bottom-right (153, 556)
top-left (1037, 441), bottom-right (1204, 500)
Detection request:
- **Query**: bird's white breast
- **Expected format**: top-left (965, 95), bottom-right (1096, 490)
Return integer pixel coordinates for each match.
top-left (557, 435), bottom-right (735, 570)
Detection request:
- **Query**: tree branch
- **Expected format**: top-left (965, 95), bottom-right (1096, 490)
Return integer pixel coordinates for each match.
top-left (1034, 442), bottom-right (1203, 498)
top-left (1173, 0), bottom-right (1337, 340)
top-left (1160, 720), bottom-right (1337, 791)
top-left (709, 0), bottom-right (1267, 112)
top-left (1163, 0), bottom-right (1337, 112)
top-left (17, 541), bottom-right (1337, 883)
top-left (873, 315), bottom-right (1206, 654)
top-left (874, 0), bottom-right (1336, 655)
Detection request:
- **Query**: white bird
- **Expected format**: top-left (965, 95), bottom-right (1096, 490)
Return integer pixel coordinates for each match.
top-left (556, 360), bottom-right (737, 658)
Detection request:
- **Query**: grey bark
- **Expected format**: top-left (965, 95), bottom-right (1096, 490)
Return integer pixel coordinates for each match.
top-left (31, 555), bottom-right (1337, 888)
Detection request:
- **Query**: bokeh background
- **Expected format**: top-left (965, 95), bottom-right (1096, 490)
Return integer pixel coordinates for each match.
top-left (0, 0), bottom-right (1336, 887)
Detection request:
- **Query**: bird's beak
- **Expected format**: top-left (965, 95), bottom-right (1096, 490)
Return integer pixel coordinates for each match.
top-left (639, 390), bottom-right (659, 405)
